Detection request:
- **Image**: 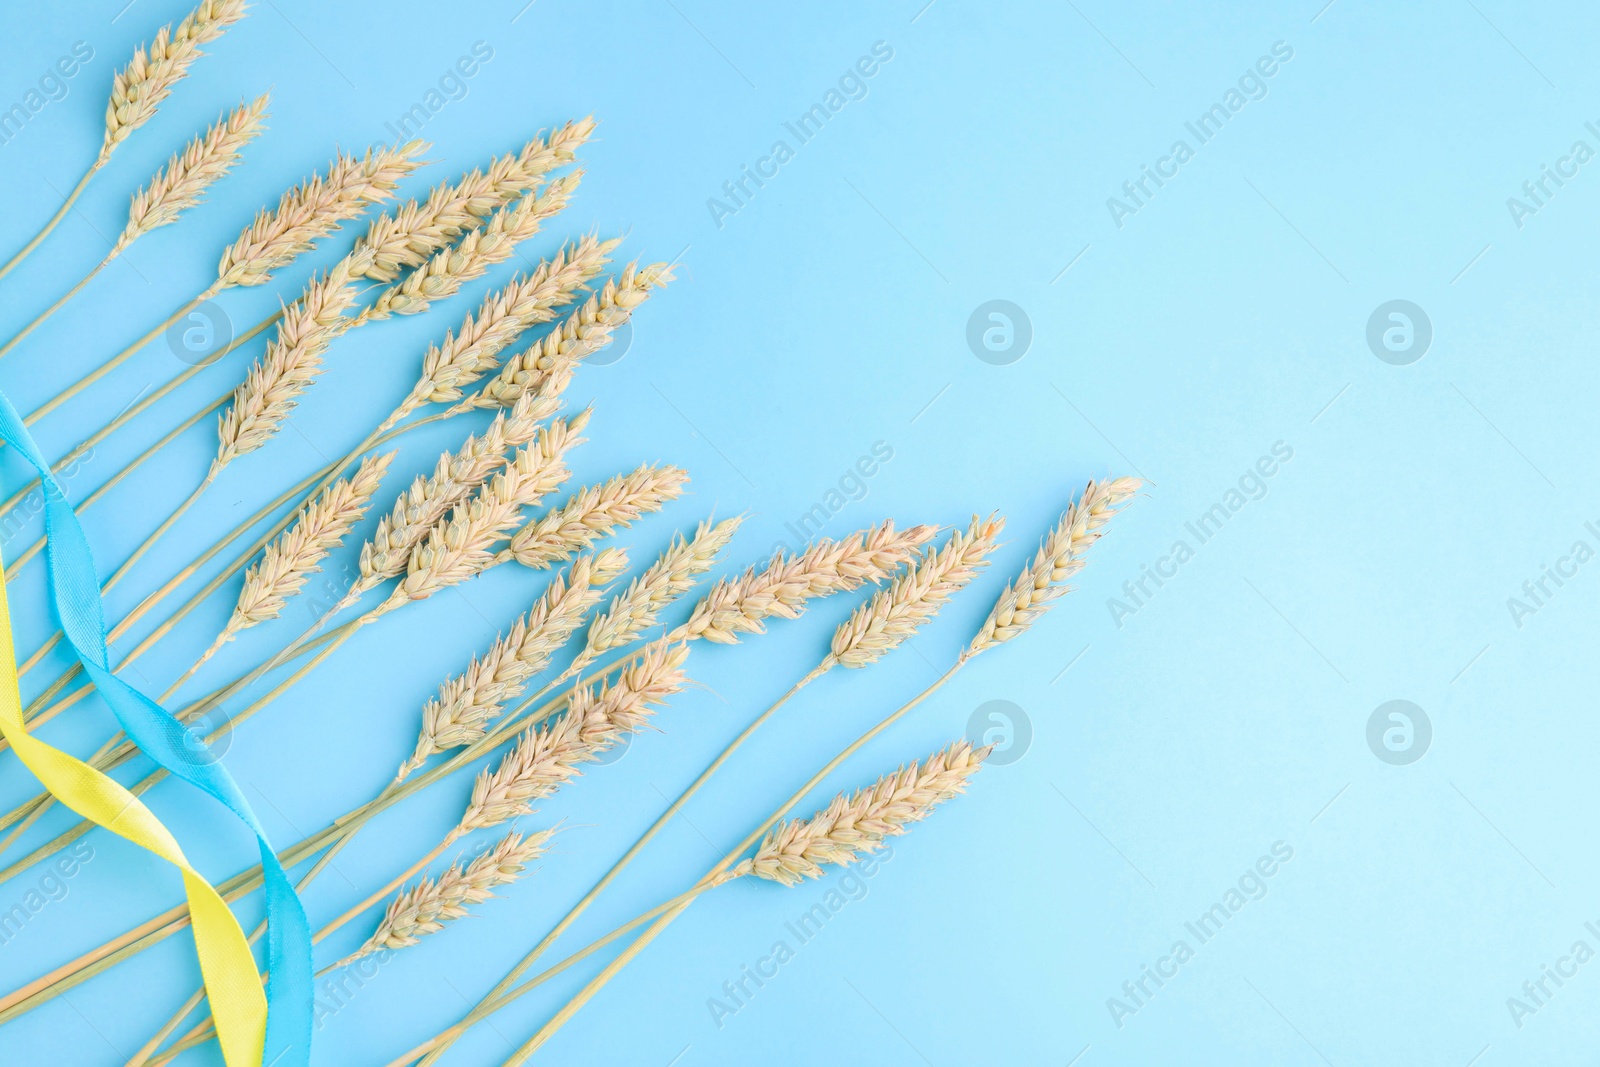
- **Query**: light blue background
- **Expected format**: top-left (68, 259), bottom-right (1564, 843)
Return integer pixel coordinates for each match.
top-left (0, 1), bottom-right (1596, 1064)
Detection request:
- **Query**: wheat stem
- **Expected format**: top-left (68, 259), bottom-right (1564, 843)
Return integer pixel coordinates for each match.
top-left (0, 169), bottom-right (98, 283)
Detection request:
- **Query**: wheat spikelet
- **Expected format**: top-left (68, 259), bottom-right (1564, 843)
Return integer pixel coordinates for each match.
top-left (458, 639), bottom-right (690, 832)
top-left (348, 393), bottom-right (558, 608)
top-left (366, 174), bottom-right (579, 320)
top-left (828, 514), bottom-right (1004, 669)
top-left (352, 118), bottom-right (593, 283)
top-left (740, 741), bottom-right (988, 886)
top-left (100, 0), bottom-right (248, 163)
top-left (343, 830), bottom-right (552, 963)
top-left (208, 260), bottom-right (365, 477)
top-left (114, 94), bottom-right (268, 254)
top-left (383, 414), bottom-right (589, 610)
top-left (198, 452), bottom-right (393, 668)
top-left (399, 548), bottom-right (629, 777)
top-left (583, 516), bottom-right (743, 658)
top-left (462, 262), bottom-right (672, 413)
top-left (967, 477), bottom-right (1141, 656)
top-left (502, 465), bottom-right (689, 570)
top-left (671, 521), bottom-right (939, 645)
top-left (394, 235), bottom-right (617, 422)
top-left (214, 139), bottom-right (427, 290)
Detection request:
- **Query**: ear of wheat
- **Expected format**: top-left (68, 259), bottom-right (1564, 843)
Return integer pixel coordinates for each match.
top-left (384, 413), bottom-right (590, 610)
top-left (341, 830), bottom-right (552, 965)
top-left (464, 262), bottom-right (672, 413)
top-left (583, 516), bottom-right (743, 658)
top-left (114, 94), bottom-right (269, 255)
top-left (672, 521), bottom-right (939, 645)
top-left (967, 477), bottom-right (1141, 657)
top-left (457, 639), bottom-right (690, 832)
top-left (348, 391), bottom-right (558, 608)
top-left (400, 548), bottom-right (630, 777)
top-left (100, 0), bottom-right (249, 164)
top-left (828, 514), bottom-right (1004, 669)
top-left (393, 234), bottom-right (618, 424)
top-left (502, 465), bottom-right (689, 570)
top-left (209, 260), bottom-right (365, 475)
top-left (739, 741), bottom-right (989, 886)
top-left (352, 118), bottom-right (592, 283)
top-left (197, 452), bottom-right (394, 667)
top-left (366, 174), bottom-right (580, 320)
top-left (215, 139), bottom-right (427, 290)
top-left (210, 167), bottom-right (589, 471)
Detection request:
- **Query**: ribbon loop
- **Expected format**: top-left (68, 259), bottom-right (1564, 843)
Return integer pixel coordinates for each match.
top-left (0, 387), bottom-right (311, 1067)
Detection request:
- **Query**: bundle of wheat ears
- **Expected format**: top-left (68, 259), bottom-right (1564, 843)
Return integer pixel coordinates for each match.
top-left (0, 3), bottom-right (1144, 1064)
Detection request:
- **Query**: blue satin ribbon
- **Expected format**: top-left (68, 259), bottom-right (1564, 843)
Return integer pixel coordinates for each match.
top-left (0, 386), bottom-right (311, 1065)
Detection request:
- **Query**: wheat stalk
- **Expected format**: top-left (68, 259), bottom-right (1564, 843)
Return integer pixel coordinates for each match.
top-left (739, 741), bottom-right (989, 886)
top-left (828, 514), bottom-right (1004, 669)
top-left (966, 476), bottom-right (1141, 657)
top-left (214, 139), bottom-right (427, 291)
top-left (501, 465), bottom-right (689, 570)
top-left (113, 95), bottom-right (269, 255)
top-left (192, 452), bottom-right (393, 670)
top-left (400, 549), bottom-right (630, 778)
top-left (582, 516), bottom-right (743, 658)
top-left (671, 520), bottom-right (939, 645)
top-left (381, 414), bottom-right (590, 611)
top-left (345, 392), bottom-right (559, 611)
top-left (100, 0), bottom-right (249, 164)
top-left (390, 234), bottom-right (618, 426)
top-left (463, 262), bottom-right (671, 413)
top-left (365, 174), bottom-right (579, 320)
top-left (352, 119), bottom-right (593, 282)
top-left (458, 639), bottom-right (690, 833)
top-left (338, 830), bottom-right (552, 966)
top-left (209, 260), bottom-right (366, 476)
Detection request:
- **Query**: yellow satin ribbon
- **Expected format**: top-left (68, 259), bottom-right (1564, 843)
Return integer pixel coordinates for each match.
top-left (0, 554), bottom-right (267, 1067)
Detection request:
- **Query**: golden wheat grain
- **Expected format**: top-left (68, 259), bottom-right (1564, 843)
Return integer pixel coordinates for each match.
top-left (114, 95), bottom-right (268, 254)
top-left (209, 261), bottom-right (365, 475)
top-left (100, 0), bottom-right (248, 163)
top-left (214, 139), bottom-right (426, 290)
top-left (583, 517), bottom-right (743, 658)
top-left (462, 263), bottom-right (671, 413)
top-left (365, 174), bottom-right (579, 320)
top-left (502, 465), bottom-right (689, 570)
top-left (341, 830), bottom-right (552, 964)
top-left (399, 549), bottom-right (629, 777)
top-left (352, 119), bottom-right (593, 283)
top-left (347, 393), bottom-right (557, 609)
top-left (392, 235), bottom-right (617, 424)
top-left (967, 477), bottom-right (1141, 656)
top-left (739, 741), bottom-right (989, 886)
top-left (382, 413), bottom-right (589, 610)
top-left (828, 514), bottom-right (1004, 669)
top-left (196, 452), bottom-right (394, 668)
top-left (458, 639), bottom-right (690, 832)
top-left (671, 521), bottom-right (939, 645)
